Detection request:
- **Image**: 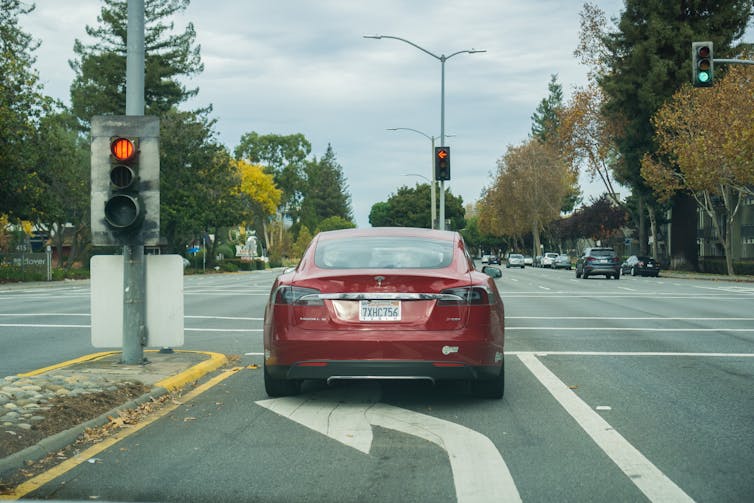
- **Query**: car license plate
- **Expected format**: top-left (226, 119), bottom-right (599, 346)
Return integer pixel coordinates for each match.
top-left (359, 300), bottom-right (401, 321)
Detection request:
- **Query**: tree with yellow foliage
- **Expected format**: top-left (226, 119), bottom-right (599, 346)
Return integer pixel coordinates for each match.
top-left (234, 159), bottom-right (282, 254)
top-left (642, 64), bottom-right (754, 275)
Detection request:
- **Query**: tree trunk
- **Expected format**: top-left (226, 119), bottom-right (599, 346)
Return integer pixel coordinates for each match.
top-left (638, 195), bottom-right (648, 255)
top-left (670, 193), bottom-right (699, 271)
top-left (647, 204), bottom-right (659, 260)
top-left (532, 221), bottom-right (541, 260)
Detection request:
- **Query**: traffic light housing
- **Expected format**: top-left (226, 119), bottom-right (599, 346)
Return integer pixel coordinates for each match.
top-left (435, 146), bottom-right (450, 181)
top-left (105, 136), bottom-right (142, 230)
top-left (91, 116), bottom-right (160, 246)
top-left (692, 41), bottom-right (714, 87)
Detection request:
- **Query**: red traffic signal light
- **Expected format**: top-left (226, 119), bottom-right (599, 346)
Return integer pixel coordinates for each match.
top-left (105, 136), bottom-right (142, 230)
top-left (111, 137), bottom-right (135, 161)
top-left (435, 147), bottom-right (450, 181)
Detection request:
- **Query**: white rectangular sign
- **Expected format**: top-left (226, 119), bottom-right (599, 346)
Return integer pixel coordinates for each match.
top-left (91, 255), bottom-right (184, 348)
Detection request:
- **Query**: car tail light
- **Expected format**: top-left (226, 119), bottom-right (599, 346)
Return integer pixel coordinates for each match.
top-left (439, 286), bottom-right (493, 305)
top-left (586, 256), bottom-right (596, 262)
top-left (274, 286), bottom-right (324, 306)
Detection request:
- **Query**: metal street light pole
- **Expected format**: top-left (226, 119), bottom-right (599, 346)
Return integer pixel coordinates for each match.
top-left (365, 35), bottom-right (485, 230)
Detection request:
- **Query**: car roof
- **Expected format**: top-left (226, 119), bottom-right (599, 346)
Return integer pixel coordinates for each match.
top-left (316, 227), bottom-right (457, 242)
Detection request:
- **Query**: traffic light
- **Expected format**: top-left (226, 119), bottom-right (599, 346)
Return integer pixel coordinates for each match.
top-left (435, 146), bottom-right (450, 181)
top-left (91, 116), bottom-right (160, 246)
top-left (692, 41), bottom-right (714, 87)
top-left (105, 136), bottom-right (142, 231)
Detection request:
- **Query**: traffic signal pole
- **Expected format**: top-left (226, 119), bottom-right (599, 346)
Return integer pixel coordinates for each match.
top-left (123, 0), bottom-right (146, 364)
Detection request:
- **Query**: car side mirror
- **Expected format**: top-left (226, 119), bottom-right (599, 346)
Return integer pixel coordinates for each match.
top-left (482, 266), bottom-right (502, 278)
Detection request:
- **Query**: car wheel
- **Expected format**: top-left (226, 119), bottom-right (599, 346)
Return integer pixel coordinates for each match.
top-left (582, 273), bottom-right (588, 279)
top-left (575, 269), bottom-right (581, 278)
top-left (471, 364), bottom-right (504, 399)
top-left (264, 364), bottom-right (301, 397)
top-left (614, 273), bottom-right (620, 280)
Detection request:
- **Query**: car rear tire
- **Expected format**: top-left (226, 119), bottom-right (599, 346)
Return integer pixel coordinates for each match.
top-left (614, 273), bottom-right (620, 280)
top-left (264, 364), bottom-right (301, 397)
top-left (471, 364), bottom-right (504, 399)
top-left (582, 272), bottom-right (588, 279)
top-left (575, 269), bottom-right (581, 278)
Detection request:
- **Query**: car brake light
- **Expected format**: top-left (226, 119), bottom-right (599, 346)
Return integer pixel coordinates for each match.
top-left (439, 286), bottom-right (493, 305)
top-left (274, 286), bottom-right (324, 306)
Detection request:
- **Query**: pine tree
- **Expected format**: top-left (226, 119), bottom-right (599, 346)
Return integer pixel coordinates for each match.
top-left (300, 144), bottom-right (353, 232)
top-left (69, 0), bottom-right (203, 125)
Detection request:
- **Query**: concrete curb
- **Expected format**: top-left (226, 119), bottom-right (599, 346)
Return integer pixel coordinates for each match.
top-left (0, 351), bottom-right (228, 478)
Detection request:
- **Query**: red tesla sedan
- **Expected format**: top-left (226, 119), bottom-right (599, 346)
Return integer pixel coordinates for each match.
top-left (263, 227), bottom-right (505, 398)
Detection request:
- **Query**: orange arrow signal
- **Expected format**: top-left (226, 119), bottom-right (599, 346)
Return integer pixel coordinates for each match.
top-left (437, 149), bottom-right (448, 159)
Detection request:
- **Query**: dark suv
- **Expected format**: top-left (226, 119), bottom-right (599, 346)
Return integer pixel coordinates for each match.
top-left (576, 247), bottom-right (621, 279)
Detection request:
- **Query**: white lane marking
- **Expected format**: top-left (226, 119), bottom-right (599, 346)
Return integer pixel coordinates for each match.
top-left (518, 353), bottom-right (694, 503)
top-left (244, 352), bottom-right (264, 356)
top-left (257, 388), bottom-right (521, 503)
top-left (0, 323), bottom-right (90, 328)
top-left (538, 285), bottom-right (551, 291)
top-left (508, 351), bottom-right (754, 357)
top-left (0, 313), bottom-right (89, 317)
top-left (617, 287), bottom-right (637, 291)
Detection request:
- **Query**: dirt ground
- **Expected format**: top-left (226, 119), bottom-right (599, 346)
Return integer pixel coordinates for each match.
top-left (0, 383), bottom-right (149, 459)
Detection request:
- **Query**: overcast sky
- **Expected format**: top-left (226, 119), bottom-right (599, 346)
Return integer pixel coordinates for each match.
top-left (22, 0), bottom-right (635, 227)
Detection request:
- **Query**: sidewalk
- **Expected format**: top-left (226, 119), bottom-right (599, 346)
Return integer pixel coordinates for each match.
top-left (0, 350), bottom-right (228, 479)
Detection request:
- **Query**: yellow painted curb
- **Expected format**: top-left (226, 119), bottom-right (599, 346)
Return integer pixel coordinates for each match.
top-left (17, 351), bottom-right (120, 377)
top-left (154, 351), bottom-right (229, 392)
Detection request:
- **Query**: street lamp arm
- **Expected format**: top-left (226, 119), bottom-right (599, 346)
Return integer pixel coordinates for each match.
top-left (444, 49), bottom-right (487, 61)
top-left (402, 173), bottom-right (430, 182)
top-left (386, 127), bottom-right (432, 141)
top-left (363, 34), bottom-right (441, 60)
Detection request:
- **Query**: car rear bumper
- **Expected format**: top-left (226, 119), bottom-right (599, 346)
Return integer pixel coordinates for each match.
top-left (266, 360), bottom-right (502, 383)
top-left (584, 265), bottom-right (620, 275)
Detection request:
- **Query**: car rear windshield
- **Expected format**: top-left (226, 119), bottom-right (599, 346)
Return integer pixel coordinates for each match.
top-left (314, 236), bottom-right (454, 269)
top-left (590, 249), bottom-right (615, 257)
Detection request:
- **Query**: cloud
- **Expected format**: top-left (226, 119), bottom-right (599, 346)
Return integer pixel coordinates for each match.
top-left (22, 0), bottom-right (632, 227)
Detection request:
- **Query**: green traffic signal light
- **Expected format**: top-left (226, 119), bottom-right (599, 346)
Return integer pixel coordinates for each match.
top-left (692, 41), bottom-right (714, 87)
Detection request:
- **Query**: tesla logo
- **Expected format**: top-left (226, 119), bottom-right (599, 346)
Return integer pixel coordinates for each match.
top-left (375, 275), bottom-right (385, 287)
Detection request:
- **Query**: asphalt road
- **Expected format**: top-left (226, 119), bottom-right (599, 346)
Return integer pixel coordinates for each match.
top-left (1, 266), bottom-right (753, 502)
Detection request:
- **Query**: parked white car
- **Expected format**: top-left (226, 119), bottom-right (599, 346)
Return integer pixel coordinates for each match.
top-left (506, 253), bottom-right (525, 268)
top-left (542, 252), bottom-right (559, 268)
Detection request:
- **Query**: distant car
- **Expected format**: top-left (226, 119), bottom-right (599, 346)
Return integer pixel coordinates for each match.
top-left (542, 252), bottom-right (559, 268)
top-left (524, 256), bottom-right (533, 266)
top-left (621, 255), bottom-right (660, 277)
top-left (488, 255), bottom-right (501, 265)
top-left (263, 227), bottom-right (506, 399)
top-left (553, 254), bottom-right (572, 270)
top-left (576, 247), bottom-right (621, 279)
top-left (506, 253), bottom-right (525, 268)
top-left (481, 254), bottom-right (491, 264)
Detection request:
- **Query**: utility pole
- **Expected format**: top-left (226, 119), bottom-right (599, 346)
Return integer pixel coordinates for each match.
top-left (123, 0), bottom-right (146, 364)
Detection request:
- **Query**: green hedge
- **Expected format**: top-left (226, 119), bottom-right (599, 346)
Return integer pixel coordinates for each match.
top-left (699, 257), bottom-right (754, 275)
top-left (0, 264), bottom-right (90, 283)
